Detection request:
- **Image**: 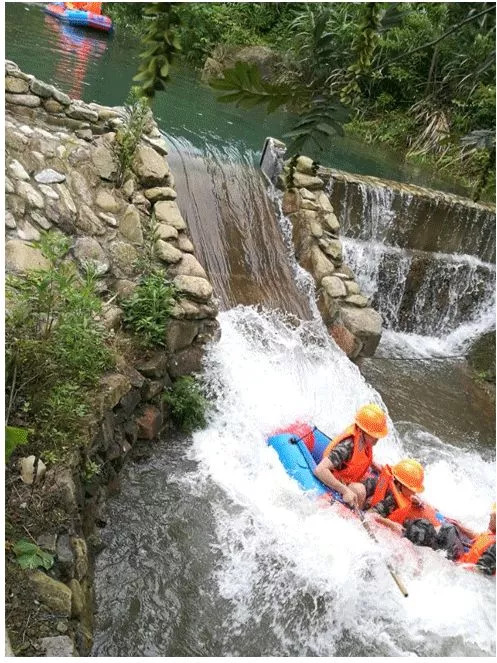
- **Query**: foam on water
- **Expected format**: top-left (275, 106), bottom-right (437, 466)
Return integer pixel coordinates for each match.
top-left (187, 306), bottom-right (495, 656)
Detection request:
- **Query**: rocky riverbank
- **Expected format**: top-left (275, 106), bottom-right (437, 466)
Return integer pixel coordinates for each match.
top-left (5, 61), bottom-right (219, 656)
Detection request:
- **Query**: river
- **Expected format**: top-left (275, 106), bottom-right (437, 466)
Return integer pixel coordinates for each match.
top-left (6, 3), bottom-right (496, 657)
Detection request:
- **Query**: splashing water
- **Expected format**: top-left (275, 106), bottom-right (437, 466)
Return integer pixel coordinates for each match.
top-left (183, 306), bottom-right (495, 657)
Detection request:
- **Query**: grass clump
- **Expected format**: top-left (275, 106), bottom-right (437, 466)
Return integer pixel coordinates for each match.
top-left (121, 269), bottom-right (178, 348)
top-left (5, 231), bottom-right (113, 462)
top-left (163, 376), bottom-right (208, 433)
top-left (113, 89), bottom-right (150, 186)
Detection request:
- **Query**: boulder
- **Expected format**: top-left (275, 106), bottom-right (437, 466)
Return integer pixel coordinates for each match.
top-left (329, 323), bottom-right (363, 360)
top-left (292, 172), bottom-right (323, 190)
top-left (345, 294), bottom-right (369, 307)
top-left (30, 571), bottom-right (72, 616)
top-left (295, 156), bottom-right (315, 175)
top-left (52, 88), bottom-right (71, 106)
top-left (169, 253), bottom-right (207, 279)
top-left (19, 456), bottom-right (46, 485)
top-left (322, 275), bottom-right (347, 298)
top-left (166, 319), bottom-right (200, 353)
top-left (76, 205), bottom-right (106, 236)
top-left (345, 280), bottom-right (361, 295)
top-left (144, 187), bottom-right (176, 202)
top-left (320, 238), bottom-right (342, 263)
top-left (66, 104), bottom-right (98, 123)
top-left (16, 218), bottom-right (41, 242)
top-left (98, 373), bottom-right (131, 411)
top-left (133, 144), bottom-right (169, 186)
top-left (91, 144), bottom-right (117, 181)
top-left (156, 223), bottom-right (178, 241)
top-left (30, 78), bottom-right (54, 98)
top-left (177, 234), bottom-right (194, 253)
top-left (154, 200), bottom-right (186, 229)
top-left (96, 189), bottom-right (120, 213)
top-left (109, 241), bottom-right (139, 276)
top-left (5, 76), bottom-right (29, 94)
top-left (135, 352), bottom-right (168, 379)
top-left (173, 275), bottom-right (213, 303)
top-left (72, 538), bottom-right (88, 581)
top-left (73, 237), bottom-right (109, 275)
top-left (168, 345), bottom-right (205, 378)
top-left (16, 181), bottom-right (44, 209)
top-left (6, 240), bottom-right (50, 272)
top-left (6, 93), bottom-right (41, 107)
top-left (136, 406), bottom-right (163, 440)
top-left (39, 636), bottom-right (75, 657)
top-left (44, 98), bottom-right (64, 114)
top-left (8, 159), bottom-right (30, 181)
top-left (155, 240), bottom-right (182, 264)
top-left (322, 212), bottom-right (340, 233)
top-left (311, 246), bottom-right (335, 281)
top-left (34, 168), bottom-right (66, 184)
top-left (119, 205), bottom-right (143, 245)
top-left (340, 306), bottom-right (382, 357)
top-left (316, 191), bottom-right (334, 213)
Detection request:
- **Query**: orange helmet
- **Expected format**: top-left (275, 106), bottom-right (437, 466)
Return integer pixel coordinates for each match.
top-left (355, 403), bottom-right (388, 439)
top-left (392, 459), bottom-right (424, 493)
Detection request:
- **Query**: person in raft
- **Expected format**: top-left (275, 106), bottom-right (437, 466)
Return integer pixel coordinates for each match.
top-left (368, 462), bottom-right (496, 575)
top-left (313, 403), bottom-right (388, 509)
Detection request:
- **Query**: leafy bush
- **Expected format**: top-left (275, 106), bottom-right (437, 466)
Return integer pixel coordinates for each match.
top-left (163, 377), bottom-right (208, 433)
top-left (5, 231), bottom-right (113, 459)
top-left (5, 426), bottom-right (29, 462)
top-left (113, 90), bottom-right (150, 185)
top-left (12, 539), bottom-right (54, 571)
top-left (121, 270), bottom-right (177, 347)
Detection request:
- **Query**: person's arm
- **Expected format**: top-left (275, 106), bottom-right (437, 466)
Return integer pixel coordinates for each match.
top-left (371, 513), bottom-right (404, 535)
top-left (313, 457), bottom-right (358, 507)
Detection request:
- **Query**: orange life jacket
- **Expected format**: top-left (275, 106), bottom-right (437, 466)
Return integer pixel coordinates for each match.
top-left (369, 465), bottom-right (440, 526)
top-left (458, 532), bottom-right (496, 567)
top-left (322, 425), bottom-right (372, 484)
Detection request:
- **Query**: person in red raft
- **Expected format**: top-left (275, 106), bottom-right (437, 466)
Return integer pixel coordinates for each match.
top-left (313, 403), bottom-right (388, 509)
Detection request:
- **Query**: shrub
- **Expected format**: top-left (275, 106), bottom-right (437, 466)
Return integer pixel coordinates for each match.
top-left (113, 90), bottom-right (150, 186)
top-left (163, 376), bottom-right (208, 433)
top-left (121, 270), bottom-right (177, 348)
top-left (5, 231), bottom-right (113, 459)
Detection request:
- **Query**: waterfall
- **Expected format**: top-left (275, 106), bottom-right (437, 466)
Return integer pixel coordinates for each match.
top-left (331, 175), bottom-right (496, 354)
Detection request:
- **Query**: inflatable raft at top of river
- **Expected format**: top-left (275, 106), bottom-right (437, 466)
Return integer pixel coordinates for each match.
top-left (44, 2), bottom-right (113, 33)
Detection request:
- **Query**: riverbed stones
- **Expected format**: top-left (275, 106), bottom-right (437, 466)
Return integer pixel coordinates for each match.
top-left (44, 98), bottom-right (64, 114)
top-left (134, 144), bottom-right (169, 186)
top-left (345, 294), bottom-right (369, 307)
top-left (154, 200), bottom-right (186, 229)
top-left (311, 245), bottom-right (335, 281)
top-left (136, 406), bottom-right (163, 440)
top-left (292, 172), bottom-right (323, 190)
top-left (17, 218), bottom-right (41, 241)
top-left (66, 103), bottom-right (98, 123)
top-left (35, 168), bottom-right (66, 184)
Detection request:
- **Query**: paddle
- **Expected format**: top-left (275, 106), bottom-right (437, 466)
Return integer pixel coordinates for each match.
top-left (354, 507), bottom-right (409, 598)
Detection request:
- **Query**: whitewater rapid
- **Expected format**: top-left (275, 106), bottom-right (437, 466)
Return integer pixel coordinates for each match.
top-left (185, 306), bottom-right (495, 657)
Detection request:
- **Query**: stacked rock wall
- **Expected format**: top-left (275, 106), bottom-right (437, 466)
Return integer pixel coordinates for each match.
top-left (280, 154), bottom-right (382, 358)
top-left (5, 61), bottom-right (219, 656)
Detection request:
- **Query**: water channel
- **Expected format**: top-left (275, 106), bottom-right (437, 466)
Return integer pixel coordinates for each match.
top-left (6, 3), bottom-right (496, 657)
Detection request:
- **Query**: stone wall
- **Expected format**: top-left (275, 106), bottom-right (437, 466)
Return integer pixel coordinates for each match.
top-left (5, 61), bottom-right (219, 656)
top-left (278, 153), bottom-right (382, 359)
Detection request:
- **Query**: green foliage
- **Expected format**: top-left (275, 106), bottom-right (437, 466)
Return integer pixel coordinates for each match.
top-left (133, 2), bottom-right (182, 98)
top-left (163, 377), bottom-right (208, 433)
top-left (84, 460), bottom-right (101, 481)
top-left (13, 539), bottom-right (54, 571)
top-left (113, 91), bottom-right (150, 186)
top-left (121, 270), bottom-right (177, 347)
top-left (5, 426), bottom-right (29, 462)
top-left (209, 61), bottom-right (292, 114)
top-left (6, 231), bottom-right (113, 460)
top-left (103, 2), bottom-right (147, 34)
